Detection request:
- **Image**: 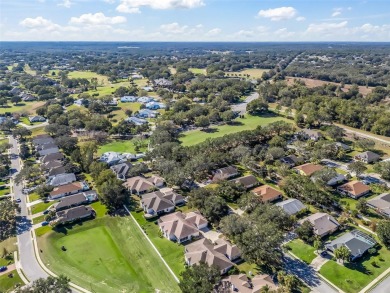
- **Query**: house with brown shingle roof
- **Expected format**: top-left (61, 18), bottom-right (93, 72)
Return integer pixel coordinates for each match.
top-left (214, 238), bottom-right (241, 261)
top-left (123, 176), bottom-right (155, 195)
top-left (49, 181), bottom-right (89, 200)
top-left (354, 151), bottom-right (381, 164)
top-left (158, 211), bottom-right (208, 243)
top-left (299, 213), bottom-right (339, 238)
top-left (141, 189), bottom-right (184, 216)
top-left (337, 180), bottom-right (371, 199)
top-left (294, 163), bottom-right (323, 177)
top-left (185, 238), bottom-right (234, 274)
top-left (232, 175), bottom-right (259, 190)
top-left (147, 175), bottom-right (165, 188)
top-left (221, 274), bottom-right (278, 293)
top-left (55, 205), bottom-right (95, 225)
top-left (252, 185), bottom-right (282, 203)
top-left (213, 166), bottom-right (239, 182)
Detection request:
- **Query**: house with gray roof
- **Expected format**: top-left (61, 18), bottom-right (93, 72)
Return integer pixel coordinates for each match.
top-left (48, 173), bottom-right (76, 187)
top-left (299, 213), bottom-right (339, 238)
top-left (55, 205), bottom-right (95, 225)
top-left (354, 151), bottom-right (381, 164)
top-left (276, 199), bottom-right (305, 215)
top-left (232, 175), bottom-right (259, 190)
top-left (41, 152), bottom-right (64, 163)
top-left (212, 166), bottom-right (239, 181)
top-left (141, 189), bottom-right (184, 216)
top-left (54, 190), bottom-right (98, 211)
top-left (38, 146), bottom-right (60, 157)
top-left (325, 229), bottom-right (376, 261)
top-left (110, 162), bottom-right (132, 180)
top-left (367, 193), bottom-right (390, 218)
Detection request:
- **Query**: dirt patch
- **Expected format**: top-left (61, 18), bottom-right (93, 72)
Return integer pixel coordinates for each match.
top-left (286, 77), bottom-right (373, 96)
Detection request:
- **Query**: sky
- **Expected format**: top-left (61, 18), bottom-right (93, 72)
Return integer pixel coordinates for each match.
top-left (1, 0), bottom-right (390, 42)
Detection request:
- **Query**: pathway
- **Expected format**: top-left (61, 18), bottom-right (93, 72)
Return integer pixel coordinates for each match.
top-left (0, 264), bottom-right (16, 276)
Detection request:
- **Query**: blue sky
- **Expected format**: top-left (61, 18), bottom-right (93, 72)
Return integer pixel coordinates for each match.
top-left (1, 0), bottom-right (389, 41)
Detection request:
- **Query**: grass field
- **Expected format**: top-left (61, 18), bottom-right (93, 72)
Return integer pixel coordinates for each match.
top-left (0, 270), bottom-right (23, 293)
top-left (0, 237), bottom-right (17, 266)
top-left (23, 64), bottom-right (36, 76)
top-left (38, 217), bottom-right (180, 293)
top-left (109, 102), bottom-right (142, 122)
top-left (31, 201), bottom-right (57, 215)
top-left (189, 68), bottom-right (207, 75)
top-left (320, 245), bottom-right (390, 293)
top-left (286, 239), bottom-right (317, 264)
top-left (0, 187), bottom-right (10, 196)
top-left (97, 139), bottom-right (147, 156)
top-left (32, 214), bottom-right (46, 225)
top-left (28, 192), bottom-right (40, 202)
top-left (0, 101), bottom-right (45, 115)
top-left (180, 114), bottom-right (290, 146)
top-left (29, 126), bottom-right (47, 137)
top-left (226, 68), bottom-right (269, 79)
top-left (132, 211), bottom-right (186, 277)
top-left (68, 71), bottom-right (109, 86)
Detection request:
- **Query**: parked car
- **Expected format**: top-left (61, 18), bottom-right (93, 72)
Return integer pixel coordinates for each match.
top-left (0, 266), bottom-right (7, 272)
top-left (43, 210), bottom-right (49, 215)
top-left (15, 198), bottom-right (21, 203)
top-left (320, 251), bottom-right (328, 257)
top-left (41, 221), bottom-right (49, 226)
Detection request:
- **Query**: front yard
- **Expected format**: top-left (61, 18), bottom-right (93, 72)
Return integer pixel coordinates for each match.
top-left (31, 201), bottom-right (57, 215)
top-left (0, 270), bottom-right (23, 293)
top-left (285, 239), bottom-right (317, 264)
top-left (38, 216), bottom-right (180, 293)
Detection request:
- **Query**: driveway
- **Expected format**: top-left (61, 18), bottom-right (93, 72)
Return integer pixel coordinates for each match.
top-left (200, 228), bottom-right (222, 243)
top-left (231, 92), bottom-right (259, 114)
top-left (0, 264), bottom-right (16, 276)
top-left (310, 255), bottom-right (330, 271)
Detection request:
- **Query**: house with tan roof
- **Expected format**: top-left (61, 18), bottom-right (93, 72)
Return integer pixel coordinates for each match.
top-left (141, 189), bottom-right (184, 216)
top-left (232, 175), bottom-right (259, 190)
top-left (49, 181), bottom-right (89, 200)
top-left (214, 238), bottom-right (241, 261)
top-left (252, 185), bottom-right (282, 203)
top-left (299, 212), bottom-right (339, 238)
top-left (213, 166), bottom-right (239, 182)
top-left (185, 238), bottom-right (235, 274)
top-left (123, 176), bottom-right (155, 195)
top-left (158, 211), bottom-right (208, 243)
top-left (337, 180), bottom-right (371, 199)
top-left (221, 274), bottom-right (278, 293)
top-left (294, 163), bottom-right (323, 177)
top-left (147, 175), bottom-right (165, 188)
top-left (55, 205), bottom-right (95, 225)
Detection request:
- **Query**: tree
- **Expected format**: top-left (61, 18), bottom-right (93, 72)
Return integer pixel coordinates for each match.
top-left (334, 245), bottom-right (351, 264)
top-left (55, 136), bottom-right (78, 155)
top-left (179, 262), bottom-right (221, 293)
top-left (11, 95), bottom-right (22, 105)
top-left (246, 99), bottom-right (268, 115)
top-left (295, 220), bottom-right (314, 243)
top-left (0, 199), bottom-right (20, 241)
top-left (373, 161), bottom-right (390, 180)
top-left (354, 139), bottom-right (375, 151)
top-left (15, 275), bottom-right (71, 293)
top-left (326, 125), bottom-right (345, 141)
top-left (195, 115), bottom-right (210, 129)
top-left (356, 198), bottom-right (368, 214)
top-left (220, 110), bottom-right (235, 123)
top-left (377, 220), bottom-right (390, 248)
top-left (214, 181), bottom-right (245, 202)
top-left (12, 127), bottom-right (31, 140)
top-left (277, 271), bottom-right (299, 292)
top-left (313, 239), bottom-right (323, 253)
top-left (311, 167), bottom-right (337, 187)
top-left (348, 161), bottom-right (367, 176)
top-left (14, 165), bottom-right (41, 184)
top-left (99, 178), bottom-right (127, 212)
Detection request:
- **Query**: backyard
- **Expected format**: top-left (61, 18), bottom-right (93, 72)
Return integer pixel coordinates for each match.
top-left (180, 114), bottom-right (290, 146)
top-left (0, 101), bottom-right (45, 115)
top-left (97, 139), bottom-right (148, 156)
top-left (38, 216), bottom-right (180, 293)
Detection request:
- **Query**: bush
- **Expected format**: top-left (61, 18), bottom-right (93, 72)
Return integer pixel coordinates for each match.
top-left (368, 248), bottom-right (377, 255)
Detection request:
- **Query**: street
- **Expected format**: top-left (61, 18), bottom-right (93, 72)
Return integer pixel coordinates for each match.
top-left (9, 135), bottom-right (50, 282)
top-left (231, 92), bottom-right (259, 114)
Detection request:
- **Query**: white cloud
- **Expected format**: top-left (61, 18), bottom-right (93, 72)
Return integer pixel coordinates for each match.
top-left (104, 0), bottom-right (116, 3)
top-left (258, 7), bottom-right (297, 21)
top-left (116, 0), bottom-right (204, 13)
top-left (332, 11), bottom-right (341, 17)
top-left (58, 0), bottom-right (72, 8)
top-left (275, 28), bottom-right (295, 38)
top-left (70, 13), bottom-right (127, 25)
top-left (296, 16), bottom-right (306, 21)
top-left (20, 16), bottom-right (54, 28)
top-left (160, 22), bottom-right (188, 34)
top-left (235, 30), bottom-right (255, 38)
top-left (306, 21), bottom-right (348, 33)
top-left (205, 28), bottom-right (221, 36)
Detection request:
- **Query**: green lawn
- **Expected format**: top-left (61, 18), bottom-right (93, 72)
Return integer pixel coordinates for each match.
top-left (97, 139), bottom-right (147, 156)
top-left (132, 211), bottom-right (186, 277)
top-left (32, 214), bottom-right (46, 225)
top-left (109, 102), bottom-right (142, 122)
top-left (225, 68), bottom-right (269, 79)
top-left (320, 245), bottom-right (390, 293)
top-left (286, 239), bottom-right (317, 264)
top-left (0, 237), bottom-right (17, 266)
top-left (0, 270), bottom-right (23, 293)
top-left (38, 217), bottom-right (180, 293)
top-left (28, 192), bottom-right (40, 202)
top-left (180, 114), bottom-right (290, 146)
top-left (29, 126), bottom-right (47, 137)
top-left (0, 101), bottom-right (45, 115)
top-left (31, 201), bottom-right (57, 215)
top-left (90, 201), bottom-right (108, 218)
top-left (0, 187), bottom-right (10, 196)
top-left (68, 71), bottom-right (109, 85)
top-left (189, 68), bottom-right (207, 75)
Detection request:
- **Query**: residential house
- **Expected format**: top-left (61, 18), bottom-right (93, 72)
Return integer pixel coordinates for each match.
top-left (47, 166), bottom-right (67, 178)
top-left (110, 162), bottom-right (132, 180)
top-left (276, 198), bottom-right (305, 215)
top-left (184, 238), bottom-right (235, 274)
top-left (300, 213), bottom-right (340, 238)
top-left (137, 96), bottom-right (154, 103)
top-left (158, 211), bottom-right (208, 243)
top-left (325, 229), bottom-right (376, 261)
top-left (337, 180), bottom-right (371, 199)
top-left (354, 151), bottom-right (381, 164)
top-left (41, 160), bottom-right (63, 171)
top-left (280, 155), bottom-right (304, 168)
top-left (367, 193), bottom-right (390, 218)
top-left (54, 190), bottom-right (98, 211)
top-left (252, 185), bottom-right (282, 203)
top-left (145, 101), bottom-right (166, 110)
top-left (74, 99), bottom-right (85, 106)
top-left (221, 274), bottom-right (278, 293)
top-left (49, 181), bottom-right (89, 199)
top-left (99, 152), bottom-right (125, 166)
top-left (299, 129), bottom-right (323, 141)
top-left (32, 135), bottom-right (55, 146)
top-left (154, 78), bottom-right (173, 87)
top-left (232, 175), bottom-right (259, 190)
top-left (294, 163), bottom-right (323, 177)
top-left (28, 116), bottom-right (46, 123)
top-left (214, 239), bottom-right (241, 261)
top-left (21, 93), bottom-right (36, 101)
top-left (55, 205), bottom-right (95, 225)
top-left (326, 173), bottom-right (346, 186)
top-left (147, 175), bottom-right (165, 188)
top-left (41, 152), bottom-right (64, 164)
top-left (125, 116), bottom-right (148, 126)
top-left (137, 109), bottom-right (158, 118)
top-left (142, 86), bottom-right (153, 92)
top-left (9, 87), bottom-right (22, 95)
top-left (38, 146), bottom-right (60, 157)
top-left (140, 190), bottom-right (184, 216)
top-left (123, 176), bottom-right (155, 195)
top-left (212, 166), bottom-right (239, 181)
top-left (48, 173), bottom-right (76, 187)
top-left (334, 142), bottom-right (351, 152)
top-left (120, 96), bottom-right (137, 102)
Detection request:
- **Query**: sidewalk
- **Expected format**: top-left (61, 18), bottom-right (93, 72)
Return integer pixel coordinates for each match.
top-left (359, 267), bottom-right (390, 293)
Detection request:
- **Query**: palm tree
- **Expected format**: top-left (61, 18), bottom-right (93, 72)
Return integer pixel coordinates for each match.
top-left (314, 239), bottom-right (323, 253)
top-left (334, 245), bottom-right (351, 264)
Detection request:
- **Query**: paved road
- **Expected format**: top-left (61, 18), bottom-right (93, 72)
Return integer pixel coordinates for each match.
top-left (18, 121), bottom-right (48, 129)
top-left (370, 275), bottom-right (390, 293)
top-left (335, 123), bottom-right (390, 145)
top-left (231, 92), bottom-right (259, 114)
top-left (283, 254), bottom-right (338, 293)
top-left (9, 136), bottom-right (50, 282)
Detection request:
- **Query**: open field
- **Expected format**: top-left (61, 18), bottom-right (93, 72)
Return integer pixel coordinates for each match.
top-left (29, 125), bottom-right (47, 137)
top-left (285, 239), bottom-right (317, 264)
top-left (0, 270), bottom-right (23, 293)
top-left (0, 101), bottom-right (45, 115)
top-left (68, 71), bottom-right (109, 85)
top-left (286, 77), bottom-right (374, 96)
top-left (109, 102), bottom-right (142, 121)
top-left (226, 68), bottom-right (269, 79)
top-left (38, 217), bottom-right (180, 293)
top-left (168, 67), bottom-right (177, 74)
top-left (320, 244), bottom-right (390, 293)
top-left (97, 139), bottom-right (147, 156)
top-left (189, 68), bottom-right (207, 75)
top-left (23, 64), bottom-right (36, 76)
top-left (180, 114), bottom-right (290, 146)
